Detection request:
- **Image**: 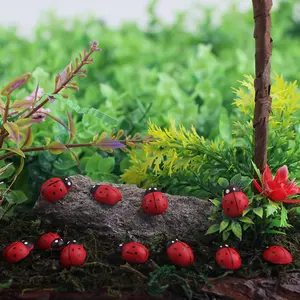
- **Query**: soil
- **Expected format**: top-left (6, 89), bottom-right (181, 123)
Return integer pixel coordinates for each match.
top-left (1, 211), bottom-right (300, 300)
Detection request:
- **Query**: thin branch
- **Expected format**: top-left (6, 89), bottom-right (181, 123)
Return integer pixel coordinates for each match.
top-left (24, 50), bottom-right (94, 119)
top-left (252, 0), bottom-right (273, 177)
top-left (0, 139), bottom-right (152, 160)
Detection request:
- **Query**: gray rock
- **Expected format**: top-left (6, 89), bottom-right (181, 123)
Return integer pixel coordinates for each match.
top-left (34, 175), bottom-right (213, 243)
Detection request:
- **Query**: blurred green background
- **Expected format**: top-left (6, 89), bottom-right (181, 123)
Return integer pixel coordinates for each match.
top-left (0, 0), bottom-right (299, 202)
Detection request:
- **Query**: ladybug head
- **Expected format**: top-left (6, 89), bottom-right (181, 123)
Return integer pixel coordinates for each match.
top-left (51, 238), bottom-right (65, 250)
top-left (224, 184), bottom-right (241, 195)
top-left (144, 187), bottom-right (159, 196)
top-left (22, 240), bottom-right (34, 251)
top-left (66, 239), bottom-right (77, 245)
top-left (90, 184), bottom-right (100, 195)
top-left (118, 243), bottom-right (124, 252)
top-left (166, 238), bottom-right (179, 248)
top-left (219, 244), bottom-right (229, 249)
top-left (63, 177), bottom-right (73, 189)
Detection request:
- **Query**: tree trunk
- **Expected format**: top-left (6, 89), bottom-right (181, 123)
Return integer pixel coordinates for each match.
top-left (252, 0), bottom-right (273, 175)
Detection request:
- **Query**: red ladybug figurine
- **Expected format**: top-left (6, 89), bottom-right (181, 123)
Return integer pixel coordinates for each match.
top-left (91, 184), bottom-right (122, 205)
top-left (37, 232), bottom-right (65, 250)
top-left (216, 245), bottom-right (242, 270)
top-left (263, 245), bottom-right (292, 265)
top-left (40, 177), bottom-right (73, 202)
top-left (222, 184), bottom-right (249, 218)
top-left (142, 187), bottom-right (168, 215)
top-left (60, 240), bottom-right (86, 268)
top-left (2, 241), bottom-right (34, 263)
top-left (120, 242), bottom-right (149, 263)
top-left (166, 239), bottom-right (194, 267)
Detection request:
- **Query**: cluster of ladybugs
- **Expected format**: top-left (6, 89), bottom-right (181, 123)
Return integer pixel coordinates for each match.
top-left (1, 178), bottom-right (293, 270)
top-left (40, 177), bottom-right (169, 215)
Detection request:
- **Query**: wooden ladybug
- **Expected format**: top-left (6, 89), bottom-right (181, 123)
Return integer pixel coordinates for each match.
top-left (90, 184), bottom-right (122, 205)
top-left (166, 239), bottom-right (194, 267)
top-left (263, 245), bottom-right (292, 265)
top-left (60, 240), bottom-right (86, 268)
top-left (2, 241), bottom-right (34, 263)
top-left (216, 245), bottom-right (242, 270)
top-left (120, 242), bottom-right (149, 263)
top-left (40, 177), bottom-right (73, 202)
top-left (142, 187), bottom-right (168, 215)
top-left (222, 184), bottom-right (249, 218)
top-left (37, 233), bottom-right (65, 250)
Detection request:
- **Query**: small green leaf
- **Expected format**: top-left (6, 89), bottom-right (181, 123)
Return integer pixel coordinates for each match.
top-left (5, 190), bottom-right (28, 204)
top-left (47, 141), bottom-right (67, 155)
top-left (265, 203), bottom-right (278, 217)
top-left (251, 160), bottom-right (262, 183)
top-left (205, 224), bottom-right (220, 235)
top-left (208, 216), bottom-right (217, 221)
top-left (222, 231), bottom-right (231, 241)
top-left (231, 222), bottom-right (242, 240)
top-left (242, 208), bottom-right (251, 216)
top-left (0, 279), bottom-right (13, 288)
top-left (230, 174), bottom-right (242, 185)
top-left (209, 199), bottom-right (221, 207)
top-left (264, 229), bottom-right (286, 235)
top-left (219, 219), bottom-right (230, 232)
top-left (239, 216), bottom-right (254, 224)
top-left (253, 207), bottom-right (264, 218)
top-left (2, 147), bottom-right (25, 158)
top-left (4, 122), bottom-right (20, 146)
top-left (243, 223), bottom-right (251, 230)
top-left (217, 177), bottom-right (229, 188)
top-left (280, 205), bottom-right (289, 227)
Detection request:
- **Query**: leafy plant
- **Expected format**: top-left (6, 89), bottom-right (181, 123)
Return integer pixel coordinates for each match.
top-left (121, 74), bottom-right (300, 198)
top-left (0, 41), bottom-right (150, 218)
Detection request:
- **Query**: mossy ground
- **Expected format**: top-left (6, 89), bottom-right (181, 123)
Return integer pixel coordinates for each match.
top-left (1, 212), bottom-right (300, 299)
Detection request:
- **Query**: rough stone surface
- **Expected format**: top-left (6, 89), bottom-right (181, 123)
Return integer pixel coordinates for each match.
top-left (34, 175), bottom-right (213, 243)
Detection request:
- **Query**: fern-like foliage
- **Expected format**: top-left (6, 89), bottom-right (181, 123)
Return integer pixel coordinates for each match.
top-left (121, 74), bottom-right (300, 198)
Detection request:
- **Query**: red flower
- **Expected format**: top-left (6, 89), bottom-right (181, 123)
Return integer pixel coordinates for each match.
top-left (253, 164), bottom-right (300, 204)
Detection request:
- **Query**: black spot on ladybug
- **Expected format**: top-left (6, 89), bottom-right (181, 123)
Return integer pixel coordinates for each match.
top-left (149, 200), bottom-right (152, 202)
top-left (173, 248), bottom-right (177, 250)
top-left (227, 208), bottom-right (230, 211)
top-left (13, 247), bottom-right (16, 250)
top-left (146, 207), bottom-right (148, 209)
top-left (78, 254), bottom-right (81, 257)
top-left (178, 254), bottom-right (182, 256)
top-left (13, 254), bottom-right (17, 258)
top-left (225, 253), bottom-right (228, 255)
top-left (126, 251), bottom-right (129, 253)
top-left (132, 245), bottom-right (135, 248)
top-left (60, 189), bottom-right (63, 192)
top-left (244, 205), bottom-right (247, 207)
top-left (134, 252), bottom-right (137, 255)
top-left (106, 194), bottom-right (109, 196)
top-left (272, 251), bottom-right (275, 254)
top-left (20, 248), bottom-right (23, 252)
top-left (230, 201), bottom-right (233, 204)
top-left (78, 248), bottom-right (81, 250)
top-left (220, 260), bottom-right (223, 262)
top-left (72, 249), bottom-right (74, 252)
top-left (53, 185), bottom-right (56, 187)
top-left (53, 192), bottom-right (56, 195)
top-left (105, 188), bottom-right (108, 190)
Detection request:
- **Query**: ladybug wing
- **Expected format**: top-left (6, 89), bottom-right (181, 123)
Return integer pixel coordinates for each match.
top-left (38, 233), bottom-right (60, 249)
top-left (60, 246), bottom-right (71, 266)
top-left (40, 178), bottom-right (61, 194)
top-left (69, 245), bottom-right (87, 265)
top-left (234, 192), bottom-right (249, 214)
top-left (264, 246), bottom-right (292, 264)
top-left (153, 192), bottom-right (168, 214)
top-left (142, 193), bottom-right (158, 215)
top-left (216, 248), bottom-right (241, 270)
top-left (5, 243), bottom-right (29, 262)
top-left (122, 243), bottom-right (148, 263)
top-left (42, 181), bottom-right (68, 201)
top-left (222, 193), bottom-right (239, 217)
top-left (167, 242), bottom-right (193, 267)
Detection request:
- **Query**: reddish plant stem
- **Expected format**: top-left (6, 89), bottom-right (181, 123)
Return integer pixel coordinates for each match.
top-left (24, 50), bottom-right (94, 119)
top-left (0, 139), bottom-right (149, 161)
top-left (252, 0), bottom-right (273, 179)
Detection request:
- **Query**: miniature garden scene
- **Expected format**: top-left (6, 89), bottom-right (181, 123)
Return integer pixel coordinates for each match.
top-left (0, 0), bottom-right (300, 299)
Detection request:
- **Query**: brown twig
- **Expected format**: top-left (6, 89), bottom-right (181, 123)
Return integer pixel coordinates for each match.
top-left (24, 50), bottom-right (94, 119)
top-left (0, 139), bottom-right (151, 160)
top-left (252, 0), bottom-right (273, 181)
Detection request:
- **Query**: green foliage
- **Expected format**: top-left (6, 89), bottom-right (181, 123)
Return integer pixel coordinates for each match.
top-left (122, 74), bottom-right (300, 198)
top-left (0, 0), bottom-right (299, 202)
